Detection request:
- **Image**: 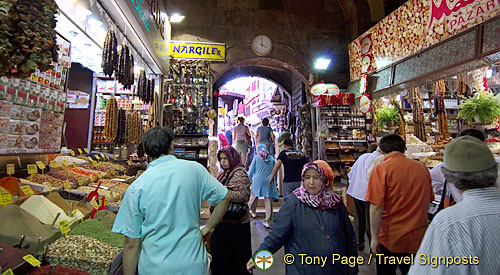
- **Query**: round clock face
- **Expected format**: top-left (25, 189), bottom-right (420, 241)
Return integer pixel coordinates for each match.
top-left (251, 35), bottom-right (272, 56)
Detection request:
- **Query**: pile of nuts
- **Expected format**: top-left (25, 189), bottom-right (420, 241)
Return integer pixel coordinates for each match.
top-left (47, 235), bottom-right (120, 275)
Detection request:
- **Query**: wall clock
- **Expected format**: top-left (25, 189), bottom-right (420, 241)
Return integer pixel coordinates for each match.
top-left (251, 35), bottom-right (273, 56)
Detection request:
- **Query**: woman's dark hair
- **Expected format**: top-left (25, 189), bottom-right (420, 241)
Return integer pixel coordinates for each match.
top-left (283, 138), bottom-right (294, 147)
top-left (262, 118), bottom-right (269, 126)
top-left (238, 117), bottom-right (245, 123)
top-left (459, 128), bottom-right (485, 141)
top-left (142, 126), bottom-right (174, 158)
top-left (379, 134), bottom-right (405, 153)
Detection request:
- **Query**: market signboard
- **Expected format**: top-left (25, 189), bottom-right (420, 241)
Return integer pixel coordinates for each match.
top-left (349, 0), bottom-right (500, 82)
top-left (170, 41), bottom-right (226, 61)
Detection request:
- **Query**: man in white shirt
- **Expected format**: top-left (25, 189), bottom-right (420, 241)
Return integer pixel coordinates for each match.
top-left (409, 136), bottom-right (500, 275)
top-left (430, 128), bottom-right (500, 203)
top-left (347, 143), bottom-right (381, 253)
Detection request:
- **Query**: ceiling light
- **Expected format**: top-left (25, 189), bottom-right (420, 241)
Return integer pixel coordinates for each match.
top-left (314, 58), bottom-right (331, 70)
top-left (170, 13), bottom-right (185, 23)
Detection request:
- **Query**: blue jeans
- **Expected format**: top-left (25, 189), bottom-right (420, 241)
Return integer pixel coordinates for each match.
top-left (282, 182), bottom-right (301, 198)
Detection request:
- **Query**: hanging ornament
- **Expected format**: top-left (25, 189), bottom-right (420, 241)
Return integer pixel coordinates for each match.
top-left (214, 91), bottom-right (220, 97)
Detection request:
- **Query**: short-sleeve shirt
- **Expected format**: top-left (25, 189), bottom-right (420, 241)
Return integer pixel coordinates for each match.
top-left (278, 149), bottom-right (309, 183)
top-left (365, 152), bottom-right (433, 253)
top-left (256, 126), bottom-right (272, 143)
top-left (112, 155), bottom-right (228, 274)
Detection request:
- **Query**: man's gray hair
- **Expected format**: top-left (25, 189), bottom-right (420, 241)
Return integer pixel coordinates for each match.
top-left (441, 164), bottom-right (498, 190)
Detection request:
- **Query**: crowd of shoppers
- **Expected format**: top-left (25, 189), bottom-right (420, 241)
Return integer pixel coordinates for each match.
top-left (113, 125), bottom-right (500, 275)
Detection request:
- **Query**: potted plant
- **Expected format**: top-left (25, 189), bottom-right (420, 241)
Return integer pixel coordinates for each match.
top-left (458, 92), bottom-right (500, 126)
top-left (376, 106), bottom-right (400, 130)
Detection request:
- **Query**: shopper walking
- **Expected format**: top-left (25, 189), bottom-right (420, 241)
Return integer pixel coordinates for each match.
top-left (255, 118), bottom-right (275, 152)
top-left (366, 134), bottom-right (433, 275)
top-left (246, 163), bottom-right (358, 275)
top-left (269, 138), bottom-right (309, 197)
top-left (112, 126), bottom-right (231, 275)
top-left (347, 143), bottom-right (382, 254)
top-left (233, 117), bottom-right (252, 164)
top-left (210, 146), bottom-right (252, 275)
top-left (409, 136), bottom-right (500, 275)
top-left (248, 144), bottom-right (279, 228)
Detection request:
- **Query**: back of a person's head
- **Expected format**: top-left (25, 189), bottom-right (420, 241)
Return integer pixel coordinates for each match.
top-left (367, 143), bottom-right (378, 153)
top-left (459, 128), bottom-right (485, 141)
top-left (143, 126), bottom-right (174, 158)
top-left (238, 117), bottom-right (245, 124)
top-left (283, 138), bottom-right (294, 147)
top-left (379, 134), bottom-right (405, 154)
top-left (262, 118), bottom-right (269, 126)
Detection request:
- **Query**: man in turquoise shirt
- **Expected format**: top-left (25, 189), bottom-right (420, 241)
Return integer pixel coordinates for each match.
top-left (112, 127), bottom-right (231, 274)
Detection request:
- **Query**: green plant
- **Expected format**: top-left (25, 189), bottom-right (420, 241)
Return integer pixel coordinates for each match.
top-left (376, 106), bottom-right (400, 129)
top-left (458, 92), bottom-right (500, 125)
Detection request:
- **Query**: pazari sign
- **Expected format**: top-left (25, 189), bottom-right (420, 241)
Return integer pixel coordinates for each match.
top-left (349, 0), bottom-right (500, 82)
top-left (170, 41), bottom-right (226, 61)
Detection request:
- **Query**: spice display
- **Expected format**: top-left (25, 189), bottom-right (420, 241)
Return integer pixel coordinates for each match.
top-left (70, 219), bottom-right (124, 248)
top-left (0, 176), bottom-right (20, 195)
top-left (117, 44), bottom-right (134, 89)
top-left (0, 0), bottom-right (59, 78)
top-left (72, 186), bottom-right (120, 200)
top-left (103, 97), bottom-right (118, 142)
top-left (28, 174), bottom-right (64, 188)
top-left (0, 204), bottom-right (54, 240)
top-left (48, 171), bottom-right (77, 186)
top-left (0, 241), bottom-right (31, 271)
top-left (125, 162), bottom-right (147, 176)
top-left (20, 195), bottom-right (73, 226)
top-left (434, 80), bottom-right (450, 140)
top-left (93, 210), bottom-right (117, 231)
top-left (55, 170), bottom-right (90, 185)
top-left (110, 182), bottom-right (129, 196)
top-left (53, 156), bottom-right (89, 167)
top-left (410, 87), bottom-right (427, 142)
top-left (47, 235), bottom-right (121, 275)
top-left (101, 30), bottom-right (118, 77)
top-left (45, 192), bottom-right (72, 213)
top-left (28, 265), bottom-right (91, 275)
top-left (74, 167), bottom-right (106, 178)
top-left (93, 179), bottom-right (117, 189)
top-left (67, 168), bottom-right (100, 180)
top-left (98, 161), bottom-right (127, 172)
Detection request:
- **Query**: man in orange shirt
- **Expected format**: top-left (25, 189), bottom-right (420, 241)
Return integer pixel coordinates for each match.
top-left (365, 134), bottom-right (433, 275)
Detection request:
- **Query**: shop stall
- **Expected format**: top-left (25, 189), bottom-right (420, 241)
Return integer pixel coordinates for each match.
top-left (0, 0), bottom-right (171, 273)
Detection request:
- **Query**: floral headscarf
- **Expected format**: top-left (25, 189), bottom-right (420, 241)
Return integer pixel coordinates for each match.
top-left (217, 146), bottom-right (243, 183)
top-left (257, 144), bottom-right (273, 163)
top-left (313, 160), bottom-right (335, 186)
top-left (293, 163), bottom-right (342, 210)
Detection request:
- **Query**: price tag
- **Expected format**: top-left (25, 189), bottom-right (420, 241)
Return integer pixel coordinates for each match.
top-left (90, 199), bottom-right (99, 209)
top-left (95, 155), bottom-right (101, 161)
top-left (78, 178), bottom-right (84, 186)
top-left (103, 196), bottom-right (108, 206)
top-left (89, 175), bottom-right (95, 182)
top-left (2, 268), bottom-right (14, 275)
top-left (106, 171), bottom-right (110, 178)
top-left (57, 152), bottom-right (62, 156)
top-left (113, 156), bottom-right (117, 160)
top-left (42, 182), bottom-right (53, 192)
top-left (50, 161), bottom-right (58, 169)
top-left (100, 154), bottom-right (105, 160)
top-left (88, 157), bottom-right (93, 162)
top-left (84, 148), bottom-right (89, 153)
top-left (111, 170), bottom-right (116, 176)
top-left (20, 185), bottom-right (34, 196)
top-left (58, 220), bottom-right (71, 236)
top-left (63, 180), bottom-right (71, 190)
top-left (62, 160), bottom-right (68, 169)
top-left (23, 254), bottom-right (41, 267)
top-left (70, 150), bottom-right (75, 156)
top-left (36, 161), bottom-right (45, 170)
top-left (77, 148), bottom-right (83, 154)
top-left (127, 160), bottom-right (133, 166)
top-left (106, 155), bottom-right (110, 161)
top-left (110, 191), bottom-right (114, 200)
top-left (0, 192), bottom-right (12, 206)
top-left (72, 209), bottom-right (85, 221)
top-left (27, 164), bottom-right (37, 175)
top-left (72, 162), bottom-right (77, 168)
top-left (6, 164), bottom-right (14, 176)
top-left (92, 161), bottom-right (98, 167)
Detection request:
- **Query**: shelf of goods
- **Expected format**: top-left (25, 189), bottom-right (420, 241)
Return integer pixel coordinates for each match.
top-left (173, 134), bottom-right (209, 167)
top-left (0, 151), bottom-right (151, 274)
top-left (92, 78), bottom-right (150, 153)
top-left (401, 88), bottom-right (461, 139)
top-left (0, 35), bottom-right (70, 155)
top-left (164, 59), bottom-right (212, 135)
top-left (319, 105), bottom-right (368, 183)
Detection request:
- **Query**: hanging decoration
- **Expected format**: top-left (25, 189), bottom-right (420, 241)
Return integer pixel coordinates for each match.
top-left (410, 87), bottom-right (427, 142)
top-left (103, 97), bottom-right (118, 142)
top-left (0, 0), bottom-right (59, 77)
top-left (117, 43), bottom-right (134, 90)
top-left (391, 99), bottom-right (406, 141)
top-left (101, 30), bottom-right (118, 77)
top-left (433, 80), bottom-right (450, 141)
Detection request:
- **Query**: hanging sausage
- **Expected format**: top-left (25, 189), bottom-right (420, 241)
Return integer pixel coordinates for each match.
top-left (101, 30), bottom-right (118, 77)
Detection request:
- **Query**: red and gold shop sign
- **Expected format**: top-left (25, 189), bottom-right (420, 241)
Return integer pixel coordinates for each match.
top-left (349, 0), bottom-right (500, 81)
top-left (313, 92), bottom-right (355, 107)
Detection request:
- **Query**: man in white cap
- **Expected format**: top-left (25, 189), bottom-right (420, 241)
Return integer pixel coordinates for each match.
top-left (409, 136), bottom-right (500, 274)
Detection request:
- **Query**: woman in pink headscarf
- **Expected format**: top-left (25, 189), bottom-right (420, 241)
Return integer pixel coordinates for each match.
top-left (210, 146), bottom-right (252, 275)
top-left (247, 163), bottom-right (358, 275)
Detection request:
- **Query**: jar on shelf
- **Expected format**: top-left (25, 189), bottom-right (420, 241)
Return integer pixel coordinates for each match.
top-left (120, 145), bottom-right (129, 160)
top-left (113, 146), bottom-right (121, 159)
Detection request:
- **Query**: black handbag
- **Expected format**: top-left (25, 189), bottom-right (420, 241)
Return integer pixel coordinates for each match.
top-left (210, 169), bottom-right (248, 220)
